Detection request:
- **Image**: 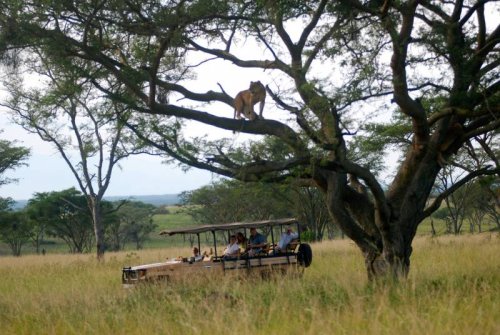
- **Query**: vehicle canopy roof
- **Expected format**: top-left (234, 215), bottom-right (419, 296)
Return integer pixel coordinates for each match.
top-left (159, 218), bottom-right (298, 236)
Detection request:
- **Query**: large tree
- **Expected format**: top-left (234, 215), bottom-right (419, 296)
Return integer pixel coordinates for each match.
top-left (1, 45), bottom-right (142, 258)
top-left (0, 1), bottom-right (498, 278)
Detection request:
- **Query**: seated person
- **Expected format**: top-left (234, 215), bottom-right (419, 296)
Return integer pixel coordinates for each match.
top-left (236, 232), bottom-right (247, 252)
top-left (275, 226), bottom-right (299, 253)
top-left (223, 235), bottom-right (240, 260)
top-left (203, 248), bottom-right (214, 261)
top-left (247, 227), bottom-right (267, 256)
top-left (192, 247), bottom-right (204, 262)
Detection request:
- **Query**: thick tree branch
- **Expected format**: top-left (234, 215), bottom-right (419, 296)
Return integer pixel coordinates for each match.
top-left (297, 0), bottom-right (328, 51)
top-left (386, 2), bottom-right (430, 146)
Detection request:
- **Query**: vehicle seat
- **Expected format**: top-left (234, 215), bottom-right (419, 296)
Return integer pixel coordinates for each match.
top-left (287, 239), bottom-right (299, 253)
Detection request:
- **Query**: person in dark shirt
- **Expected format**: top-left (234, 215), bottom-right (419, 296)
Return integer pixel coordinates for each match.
top-left (247, 227), bottom-right (267, 256)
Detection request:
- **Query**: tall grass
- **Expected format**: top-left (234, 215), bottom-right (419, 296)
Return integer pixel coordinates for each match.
top-left (0, 234), bottom-right (498, 335)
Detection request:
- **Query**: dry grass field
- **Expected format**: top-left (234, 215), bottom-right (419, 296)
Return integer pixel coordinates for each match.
top-left (0, 234), bottom-right (499, 335)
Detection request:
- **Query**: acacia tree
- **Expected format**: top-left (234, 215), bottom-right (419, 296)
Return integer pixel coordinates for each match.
top-left (0, 133), bottom-right (30, 255)
top-left (1, 53), bottom-right (139, 259)
top-left (27, 188), bottom-right (96, 253)
top-left (1, 1), bottom-right (499, 278)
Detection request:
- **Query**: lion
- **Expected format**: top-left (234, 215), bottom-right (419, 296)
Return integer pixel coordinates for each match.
top-left (233, 81), bottom-right (266, 120)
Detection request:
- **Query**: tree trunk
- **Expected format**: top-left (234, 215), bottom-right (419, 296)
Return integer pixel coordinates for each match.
top-left (362, 236), bottom-right (411, 281)
top-left (89, 197), bottom-right (105, 260)
top-left (320, 165), bottom-right (433, 281)
top-left (430, 218), bottom-right (436, 236)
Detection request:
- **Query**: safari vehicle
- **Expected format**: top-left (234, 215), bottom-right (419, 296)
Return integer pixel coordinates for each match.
top-left (122, 218), bottom-right (312, 287)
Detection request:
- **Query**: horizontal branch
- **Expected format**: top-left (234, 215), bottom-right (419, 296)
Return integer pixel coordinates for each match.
top-left (157, 80), bottom-right (233, 105)
top-left (142, 103), bottom-right (307, 153)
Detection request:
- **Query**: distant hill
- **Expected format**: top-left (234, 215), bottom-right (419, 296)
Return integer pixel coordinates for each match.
top-left (13, 194), bottom-right (180, 209)
top-left (105, 194), bottom-right (181, 206)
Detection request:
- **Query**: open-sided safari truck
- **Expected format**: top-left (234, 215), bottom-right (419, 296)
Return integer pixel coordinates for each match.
top-left (122, 218), bottom-right (312, 287)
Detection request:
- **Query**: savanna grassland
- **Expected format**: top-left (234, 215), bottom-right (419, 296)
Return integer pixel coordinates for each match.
top-left (0, 233), bottom-right (499, 335)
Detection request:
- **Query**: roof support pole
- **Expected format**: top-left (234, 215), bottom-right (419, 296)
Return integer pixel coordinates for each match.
top-left (197, 233), bottom-right (201, 254)
top-left (212, 230), bottom-right (218, 258)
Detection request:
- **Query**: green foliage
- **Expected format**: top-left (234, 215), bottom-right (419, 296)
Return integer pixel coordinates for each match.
top-left (0, 197), bottom-right (14, 212)
top-left (348, 113), bottom-right (413, 173)
top-left (0, 135), bottom-right (30, 186)
top-left (181, 180), bottom-right (338, 241)
top-left (26, 188), bottom-right (95, 253)
top-left (0, 209), bottom-right (31, 256)
top-left (181, 179), bottom-right (293, 224)
top-left (106, 201), bottom-right (157, 250)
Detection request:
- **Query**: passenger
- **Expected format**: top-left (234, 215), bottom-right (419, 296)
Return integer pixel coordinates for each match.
top-left (202, 248), bottom-right (214, 261)
top-left (236, 232), bottom-right (247, 252)
top-left (247, 227), bottom-right (267, 257)
top-left (275, 226), bottom-right (299, 253)
top-left (192, 247), bottom-right (204, 262)
top-left (223, 235), bottom-right (240, 260)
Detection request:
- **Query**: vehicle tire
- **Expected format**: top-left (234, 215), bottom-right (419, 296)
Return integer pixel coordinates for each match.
top-left (297, 243), bottom-right (312, 268)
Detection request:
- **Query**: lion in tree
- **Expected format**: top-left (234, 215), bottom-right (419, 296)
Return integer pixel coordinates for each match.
top-left (233, 81), bottom-right (266, 120)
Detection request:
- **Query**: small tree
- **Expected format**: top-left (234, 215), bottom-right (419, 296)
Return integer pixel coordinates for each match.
top-left (27, 189), bottom-right (94, 253)
top-left (106, 201), bottom-right (156, 251)
top-left (293, 187), bottom-right (337, 241)
top-left (0, 198), bottom-right (31, 256)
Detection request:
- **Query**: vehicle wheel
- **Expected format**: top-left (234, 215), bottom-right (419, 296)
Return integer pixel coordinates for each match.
top-left (297, 243), bottom-right (312, 268)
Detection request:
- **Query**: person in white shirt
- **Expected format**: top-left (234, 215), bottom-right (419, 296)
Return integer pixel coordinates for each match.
top-left (223, 235), bottom-right (240, 259)
top-left (276, 226), bottom-right (299, 253)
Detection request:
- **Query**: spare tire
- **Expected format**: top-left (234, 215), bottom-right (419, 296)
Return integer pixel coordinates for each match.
top-left (297, 243), bottom-right (312, 268)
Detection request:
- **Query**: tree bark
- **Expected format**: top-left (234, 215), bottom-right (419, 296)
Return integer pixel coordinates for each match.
top-left (89, 197), bottom-right (105, 260)
top-left (320, 162), bottom-right (440, 281)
